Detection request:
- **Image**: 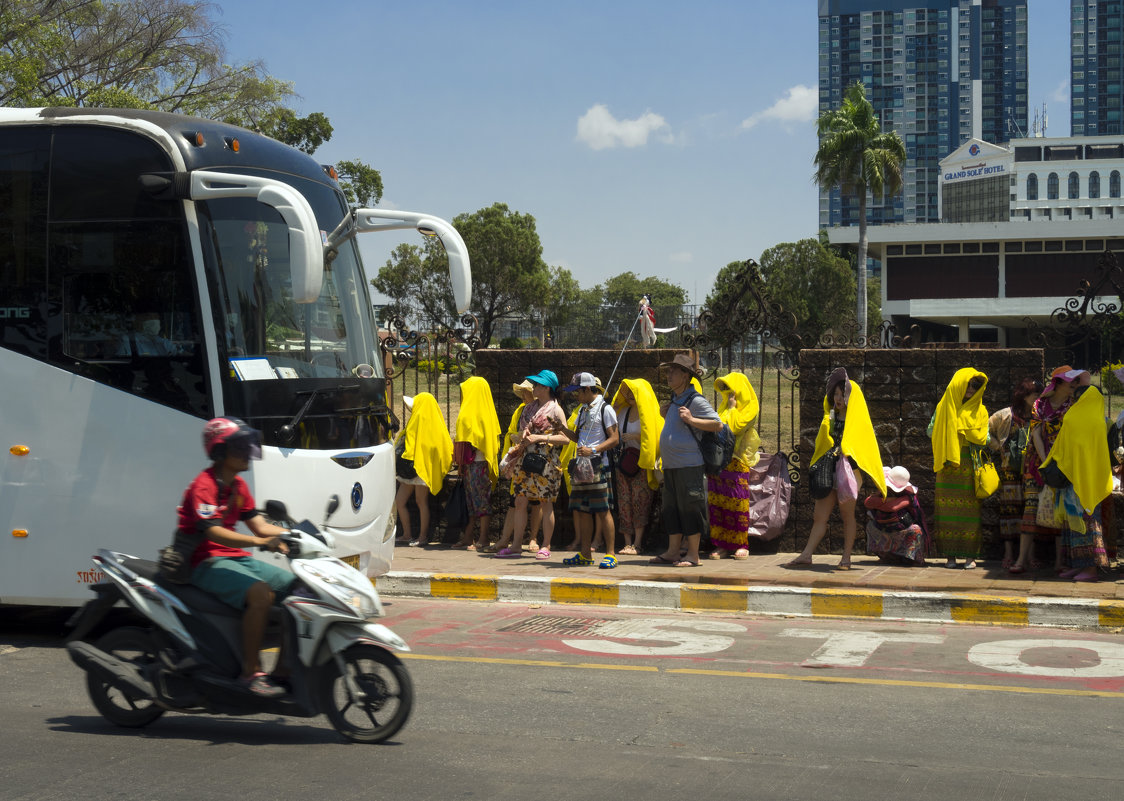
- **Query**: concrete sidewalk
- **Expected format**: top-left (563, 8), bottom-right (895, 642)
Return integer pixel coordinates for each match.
top-left (375, 543), bottom-right (1124, 630)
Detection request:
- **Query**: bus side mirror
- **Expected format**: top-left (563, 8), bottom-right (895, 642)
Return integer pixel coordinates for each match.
top-left (187, 171), bottom-right (324, 303)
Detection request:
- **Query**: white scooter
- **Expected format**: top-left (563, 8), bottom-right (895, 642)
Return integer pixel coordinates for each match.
top-left (66, 501), bottom-right (413, 743)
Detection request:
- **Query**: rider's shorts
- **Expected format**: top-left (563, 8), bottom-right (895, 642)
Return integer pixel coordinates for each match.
top-left (191, 556), bottom-right (295, 609)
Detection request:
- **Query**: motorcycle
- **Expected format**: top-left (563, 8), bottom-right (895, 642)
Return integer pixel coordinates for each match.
top-left (65, 501), bottom-right (413, 743)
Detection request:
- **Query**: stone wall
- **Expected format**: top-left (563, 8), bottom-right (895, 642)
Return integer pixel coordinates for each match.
top-left (795, 347), bottom-right (1045, 556)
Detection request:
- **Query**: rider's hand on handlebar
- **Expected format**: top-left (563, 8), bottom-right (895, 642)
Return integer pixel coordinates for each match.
top-left (259, 535), bottom-right (289, 555)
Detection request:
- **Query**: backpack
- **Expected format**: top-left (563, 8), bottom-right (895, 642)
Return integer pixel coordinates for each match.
top-left (678, 389), bottom-right (735, 476)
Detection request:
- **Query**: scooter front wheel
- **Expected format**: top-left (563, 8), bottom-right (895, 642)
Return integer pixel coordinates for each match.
top-left (86, 627), bottom-right (165, 728)
top-left (319, 645), bottom-right (413, 743)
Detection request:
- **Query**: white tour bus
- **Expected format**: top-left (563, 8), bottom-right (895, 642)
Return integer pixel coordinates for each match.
top-left (0, 107), bottom-right (470, 605)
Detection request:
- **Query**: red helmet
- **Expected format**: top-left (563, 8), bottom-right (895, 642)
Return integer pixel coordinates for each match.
top-left (202, 417), bottom-right (262, 461)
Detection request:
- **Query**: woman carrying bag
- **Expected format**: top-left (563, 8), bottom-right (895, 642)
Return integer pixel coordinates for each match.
top-left (929, 367), bottom-right (989, 569)
top-left (452, 376), bottom-right (502, 551)
top-left (394, 392), bottom-right (453, 547)
top-left (707, 372), bottom-right (762, 560)
top-left (611, 378), bottom-right (661, 556)
top-left (786, 368), bottom-right (885, 570)
top-left (497, 370), bottom-right (568, 558)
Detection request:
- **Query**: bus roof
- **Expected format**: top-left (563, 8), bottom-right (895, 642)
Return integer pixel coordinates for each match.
top-left (2, 106), bottom-right (336, 188)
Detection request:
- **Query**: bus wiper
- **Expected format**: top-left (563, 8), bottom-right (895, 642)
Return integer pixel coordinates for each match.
top-left (276, 385), bottom-right (359, 444)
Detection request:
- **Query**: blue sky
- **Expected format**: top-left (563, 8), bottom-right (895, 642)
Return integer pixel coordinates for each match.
top-left (217, 1), bottom-right (1072, 307)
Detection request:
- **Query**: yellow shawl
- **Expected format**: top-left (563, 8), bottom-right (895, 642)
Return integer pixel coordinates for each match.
top-left (398, 392), bottom-right (452, 494)
top-left (931, 367), bottom-right (989, 471)
top-left (811, 380), bottom-right (886, 497)
top-left (560, 406), bottom-right (581, 494)
top-left (1041, 386), bottom-right (1112, 513)
top-left (716, 372), bottom-right (761, 468)
top-left (456, 376), bottom-right (502, 486)
top-left (611, 378), bottom-right (662, 490)
top-left (502, 403), bottom-right (525, 456)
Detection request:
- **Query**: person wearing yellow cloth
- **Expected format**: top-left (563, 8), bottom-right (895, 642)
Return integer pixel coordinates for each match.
top-left (928, 367), bottom-right (989, 569)
top-left (786, 368), bottom-right (886, 570)
top-left (610, 378), bottom-right (661, 556)
top-left (451, 377), bottom-right (503, 551)
top-left (1041, 370), bottom-right (1112, 582)
top-left (707, 372), bottom-right (761, 560)
top-left (394, 392), bottom-right (453, 547)
top-left (485, 381), bottom-right (543, 554)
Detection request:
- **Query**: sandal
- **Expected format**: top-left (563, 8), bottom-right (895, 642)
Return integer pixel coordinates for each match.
top-left (619, 545), bottom-right (637, 555)
top-left (563, 553), bottom-right (595, 566)
top-left (598, 555), bottom-right (618, 569)
top-left (733, 548), bottom-right (749, 560)
top-left (494, 547), bottom-right (524, 559)
top-left (535, 548), bottom-right (551, 560)
top-left (708, 550), bottom-right (727, 560)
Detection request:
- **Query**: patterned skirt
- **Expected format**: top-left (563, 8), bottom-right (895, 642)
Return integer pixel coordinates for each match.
top-left (707, 459), bottom-right (752, 551)
top-left (462, 461), bottom-right (492, 517)
top-left (997, 465), bottom-right (1023, 542)
top-left (1064, 504), bottom-right (1108, 570)
top-left (934, 454), bottom-right (982, 558)
top-left (866, 520), bottom-right (932, 564)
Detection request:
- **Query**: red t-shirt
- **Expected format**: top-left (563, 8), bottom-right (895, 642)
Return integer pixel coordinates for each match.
top-left (176, 467), bottom-right (259, 567)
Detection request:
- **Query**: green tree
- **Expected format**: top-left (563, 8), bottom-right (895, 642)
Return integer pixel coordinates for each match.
top-left (372, 203), bottom-right (550, 347)
top-left (333, 158), bottom-right (384, 207)
top-left (813, 80), bottom-right (906, 341)
top-left (758, 239), bottom-right (855, 347)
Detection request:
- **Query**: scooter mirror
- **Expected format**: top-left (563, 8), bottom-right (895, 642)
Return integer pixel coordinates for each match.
top-left (265, 500), bottom-right (290, 523)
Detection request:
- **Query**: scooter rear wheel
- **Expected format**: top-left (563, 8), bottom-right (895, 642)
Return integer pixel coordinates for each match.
top-left (86, 626), bottom-right (165, 728)
top-left (319, 645), bottom-right (413, 743)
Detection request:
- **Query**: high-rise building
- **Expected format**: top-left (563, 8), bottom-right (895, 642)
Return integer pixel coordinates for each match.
top-left (1071, 1), bottom-right (1124, 136)
top-left (818, 1), bottom-right (1028, 228)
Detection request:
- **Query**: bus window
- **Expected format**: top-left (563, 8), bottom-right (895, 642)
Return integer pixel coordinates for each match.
top-left (0, 128), bottom-right (50, 360)
top-left (200, 195), bottom-right (375, 380)
top-left (48, 220), bottom-right (210, 418)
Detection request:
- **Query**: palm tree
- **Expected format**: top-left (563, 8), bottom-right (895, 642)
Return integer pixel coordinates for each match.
top-left (813, 81), bottom-right (906, 341)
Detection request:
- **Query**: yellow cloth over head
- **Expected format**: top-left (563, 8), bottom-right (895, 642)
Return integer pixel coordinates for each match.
top-left (716, 372), bottom-right (761, 468)
top-left (398, 392), bottom-right (452, 494)
top-left (1041, 385), bottom-right (1112, 513)
top-left (456, 376), bottom-right (502, 486)
top-left (689, 376), bottom-right (702, 395)
top-left (811, 380), bottom-right (886, 497)
top-left (612, 378), bottom-right (663, 489)
top-left (931, 367), bottom-right (989, 471)
top-left (560, 406), bottom-right (581, 494)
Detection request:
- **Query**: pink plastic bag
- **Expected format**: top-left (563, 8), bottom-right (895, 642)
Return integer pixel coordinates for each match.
top-left (835, 456), bottom-right (859, 502)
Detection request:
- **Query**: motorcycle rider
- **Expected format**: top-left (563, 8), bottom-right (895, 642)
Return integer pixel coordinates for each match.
top-left (176, 417), bottom-right (294, 697)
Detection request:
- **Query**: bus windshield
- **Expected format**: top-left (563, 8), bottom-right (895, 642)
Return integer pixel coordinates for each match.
top-left (199, 177), bottom-right (382, 381)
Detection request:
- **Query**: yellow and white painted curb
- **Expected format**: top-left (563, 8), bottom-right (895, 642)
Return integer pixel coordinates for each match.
top-left (376, 571), bottom-right (1124, 630)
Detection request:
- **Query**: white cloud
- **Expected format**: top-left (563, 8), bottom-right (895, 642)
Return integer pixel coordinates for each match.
top-left (576, 104), bottom-right (672, 150)
top-left (1050, 79), bottom-right (1070, 103)
top-left (741, 85), bottom-right (818, 130)
top-left (668, 251), bottom-right (693, 263)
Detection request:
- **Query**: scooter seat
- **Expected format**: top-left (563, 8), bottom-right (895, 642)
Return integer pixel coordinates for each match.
top-left (123, 557), bottom-right (285, 620)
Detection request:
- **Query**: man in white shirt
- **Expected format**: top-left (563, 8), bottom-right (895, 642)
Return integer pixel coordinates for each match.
top-left (558, 373), bottom-right (619, 569)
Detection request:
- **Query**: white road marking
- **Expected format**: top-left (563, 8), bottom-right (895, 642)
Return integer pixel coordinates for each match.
top-left (967, 639), bottom-right (1124, 678)
top-left (779, 629), bottom-right (947, 667)
top-left (562, 618), bottom-right (747, 656)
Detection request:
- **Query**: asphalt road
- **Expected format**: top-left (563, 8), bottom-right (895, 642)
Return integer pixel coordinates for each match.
top-left (2, 600), bottom-right (1123, 801)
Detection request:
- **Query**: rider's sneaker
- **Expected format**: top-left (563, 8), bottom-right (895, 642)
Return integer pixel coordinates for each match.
top-left (241, 672), bottom-right (287, 698)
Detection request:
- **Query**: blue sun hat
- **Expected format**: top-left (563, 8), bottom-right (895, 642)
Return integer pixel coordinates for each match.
top-left (525, 369), bottom-right (559, 390)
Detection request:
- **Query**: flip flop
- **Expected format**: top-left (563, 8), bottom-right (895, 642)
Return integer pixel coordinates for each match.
top-left (783, 559), bottom-right (814, 569)
top-left (648, 554), bottom-right (677, 565)
top-left (494, 547), bottom-right (523, 559)
top-left (673, 560), bottom-right (700, 567)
